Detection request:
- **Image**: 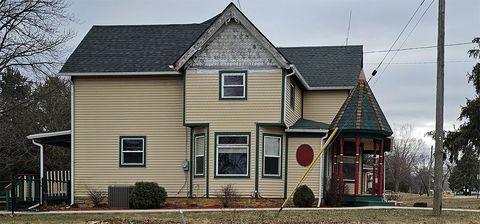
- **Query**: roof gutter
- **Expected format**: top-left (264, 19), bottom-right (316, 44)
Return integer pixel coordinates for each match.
top-left (27, 130), bottom-right (71, 139)
top-left (58, 71), bottom-right (181, 76)
top-left (284, 129), bottom-right (329, 133)
top-left (284, 67), bottom-right (296, 128)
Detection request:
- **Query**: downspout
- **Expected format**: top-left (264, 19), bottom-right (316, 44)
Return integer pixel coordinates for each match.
top-left (32, 140), bottom-right (43, 204)
top-left (70, 78), bottom-right (75, 205)
top-left (284, 65), bottom-right (295, 128)
top-left (317, 132), bottom-right (328, 207)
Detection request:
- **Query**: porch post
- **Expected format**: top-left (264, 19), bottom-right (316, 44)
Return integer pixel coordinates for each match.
top-left (372, 140), bottom-right (377, 196)
top-left (379, 140), bottom-right (385, 196)
top-left (32, 140), bottom-right (44, 204)
top-left (355, 136), bottom-right (360, 195)
top-left (339, 138), bottom-right (344, 184)
top-left (333, 141), bottom-right (338, 182)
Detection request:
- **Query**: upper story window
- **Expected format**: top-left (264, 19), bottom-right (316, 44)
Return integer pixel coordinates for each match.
top-left (120, 136), bottom-right (146, 167)
top-left (220, 71), bottom-right (247, 100)
top-left (289, 82), bottom-right (296, 110)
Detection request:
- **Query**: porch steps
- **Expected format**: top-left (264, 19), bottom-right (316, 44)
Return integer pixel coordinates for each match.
top-left (345, 195), bottom-right (384, 202)
top-left (345, 195), bottom-right (395, 207)
top-left (353, 200), bottom-right (395, 207)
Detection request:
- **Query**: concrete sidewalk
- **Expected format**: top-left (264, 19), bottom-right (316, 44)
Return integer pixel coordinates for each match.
top-left (1, 206), bottom-right (480, 215)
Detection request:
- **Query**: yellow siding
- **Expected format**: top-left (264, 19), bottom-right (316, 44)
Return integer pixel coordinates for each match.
top-left (287, 138), bottom-right (322, 198)
top-left (185, 71), bottom-right (283, 196)
top-left (303, 90), bottom-right (349, 124)
top-left (285, 77), bottom-right (302, 127)
top-left (74, 75), bottom-right (189, 198)
top-left (258, 126), bottom-right (285, 198)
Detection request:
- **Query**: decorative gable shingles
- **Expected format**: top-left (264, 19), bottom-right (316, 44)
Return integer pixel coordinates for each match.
top-left (186, 22), bottom-right (279, 69)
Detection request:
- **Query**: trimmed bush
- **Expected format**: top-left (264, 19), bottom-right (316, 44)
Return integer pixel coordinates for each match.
top-left (293, 185), bottom-right (315, 207)
top-left (129, 182), bottom-right (167, 209)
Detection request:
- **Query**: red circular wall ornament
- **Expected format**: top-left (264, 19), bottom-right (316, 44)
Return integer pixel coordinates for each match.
top-left (296, 144), bottom-right (314, 167)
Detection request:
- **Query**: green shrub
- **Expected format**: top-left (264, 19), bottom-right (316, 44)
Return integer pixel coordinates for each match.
top-left (293, 185), bottom-right (315, 207)
top-left (129, 182), bottom-right (167, 209)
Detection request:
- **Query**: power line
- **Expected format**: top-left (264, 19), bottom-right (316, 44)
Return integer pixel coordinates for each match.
top-left (364, 42), bottom-right (472, 54)
top-left (372, 0), bottom-right (436, 87)
top-left (370, 0), bottom-right (426, 82)
top-left (365, 60), bottom-right (475, 65)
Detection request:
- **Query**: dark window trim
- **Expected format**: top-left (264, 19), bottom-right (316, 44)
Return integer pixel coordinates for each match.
top-left (214, 132), bottom-right (251, 178)
top-left (262, 133), bottom-right (283, 178)
top-left (219, 71), bottom-right (248, 100)
top-left (119, 136), bottom-right (146, 167)
top-left (194, 133), bottom-right (206, 177)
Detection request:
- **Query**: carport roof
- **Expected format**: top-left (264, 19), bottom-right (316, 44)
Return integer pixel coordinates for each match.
top-left (27, 130), bottom-right (71, 147)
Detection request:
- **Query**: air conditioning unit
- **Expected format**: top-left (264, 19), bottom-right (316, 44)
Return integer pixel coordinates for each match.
top-left (108, 185), bottom-right (132, 208)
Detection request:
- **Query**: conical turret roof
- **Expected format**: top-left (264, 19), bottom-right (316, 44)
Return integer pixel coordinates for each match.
top-left (329, 70), bottom-right (393, 137)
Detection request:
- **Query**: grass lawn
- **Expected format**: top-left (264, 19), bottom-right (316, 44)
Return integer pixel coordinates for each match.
top-left (1, 209), bottom-right (480, 224)
top-left (400, 193), bottom-right (480, 209)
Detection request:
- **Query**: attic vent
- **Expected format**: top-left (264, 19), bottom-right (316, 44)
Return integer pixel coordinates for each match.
top-left (108, 185), bottom-right (132, 208)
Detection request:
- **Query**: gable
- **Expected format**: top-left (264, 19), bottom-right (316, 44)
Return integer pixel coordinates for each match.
top-left (174, 3), bottom-right (290, 70)
top-left (186, 22), bottom-right (279, 69)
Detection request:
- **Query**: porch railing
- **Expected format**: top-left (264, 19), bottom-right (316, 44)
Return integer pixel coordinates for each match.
top-left (2, 170), bottom-right (70, 211)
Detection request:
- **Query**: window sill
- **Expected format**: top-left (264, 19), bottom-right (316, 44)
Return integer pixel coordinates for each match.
top-left (214, 175), bottom-right (250, 179)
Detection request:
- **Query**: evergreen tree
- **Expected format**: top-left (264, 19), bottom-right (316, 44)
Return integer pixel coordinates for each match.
top-left (0, 70), bottom-right (70, 180)
top-left (444, 38), bottom-right (480, 161)
top-left (448, 151), bottom-right (480, 193)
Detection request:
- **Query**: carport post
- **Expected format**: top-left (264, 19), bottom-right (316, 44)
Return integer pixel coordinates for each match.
top-left (32, 140), bottom-right (44, 204)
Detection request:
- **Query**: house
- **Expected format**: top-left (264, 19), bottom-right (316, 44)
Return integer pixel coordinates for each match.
top-left (25, 3), bottom-right (393, 207)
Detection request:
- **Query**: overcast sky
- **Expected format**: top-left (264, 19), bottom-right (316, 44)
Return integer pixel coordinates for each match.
top-left (65, 0), bottom-right (480, 150)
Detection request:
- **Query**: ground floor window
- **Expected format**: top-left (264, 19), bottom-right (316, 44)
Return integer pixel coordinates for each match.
top-left (215, 133), bottom-right (249, 177)
top-left (263, 135), bottom-right (282, 177)
top-left (120, 136), bottom-right (146, 167)
top-left (194, 134), bottom-right (205, 176)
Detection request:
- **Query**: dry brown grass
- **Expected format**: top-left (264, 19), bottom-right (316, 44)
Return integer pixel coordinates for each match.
top-left (1, 209), bottom-right (480, 224)
top-left (400, 193), bottom-right (480, 209)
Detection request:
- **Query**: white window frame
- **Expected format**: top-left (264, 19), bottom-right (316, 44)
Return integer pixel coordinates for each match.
top-left (263, 135), bottom-right (282, 177)
top-left (194, 135), bottom-right (205, 176)
top-left (120, 137), bottom-right (145, 166)
top-left (215, 134), bottom-right (249, 177)
top-left (221, 72), bottom-right (246, 99)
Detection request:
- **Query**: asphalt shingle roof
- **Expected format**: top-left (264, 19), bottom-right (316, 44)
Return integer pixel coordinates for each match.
top-left (290, 118), bottom-right (330, 130)
top-left (329, 74), bottom-right (393, 137)
top-left (278, 46), bottom-right (363, 88)
top-left (60, 21), bottom-right (213, 73)
top-left (60, 17), bottom-right (363, 89)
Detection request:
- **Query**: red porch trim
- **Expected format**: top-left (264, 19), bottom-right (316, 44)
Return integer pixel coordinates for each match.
top-left (333, 141), bottom-right (338, 183)
top-left (339, 138), bottom-right (344, 185)
top-left (373, 140), bottom-right (377, 196)
top-left (379, 140), bottom-right (385, 196)
top-left (354, 136), bottom-right (360, 195)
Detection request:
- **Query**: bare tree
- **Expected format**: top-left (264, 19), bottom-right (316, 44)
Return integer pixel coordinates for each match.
top-left (386, 124), bottom-right (425, 192)
top-left (0, 0), bottom-right (75, 76)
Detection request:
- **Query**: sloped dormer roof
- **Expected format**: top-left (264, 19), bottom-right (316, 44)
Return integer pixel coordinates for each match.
top-left (329, 70), bottom-right (393, 137)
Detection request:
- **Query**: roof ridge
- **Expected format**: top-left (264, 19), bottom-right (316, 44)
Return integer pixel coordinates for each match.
top-left (277, 45), bottom-right (363, 49)
top-left (91, 23), bottom-right (210, 27)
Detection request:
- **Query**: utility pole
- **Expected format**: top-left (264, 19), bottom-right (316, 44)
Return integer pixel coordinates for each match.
top-left (433, 0), bottom-right (445, 217)
top-left (427, 145), bottom-right (433, 196)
